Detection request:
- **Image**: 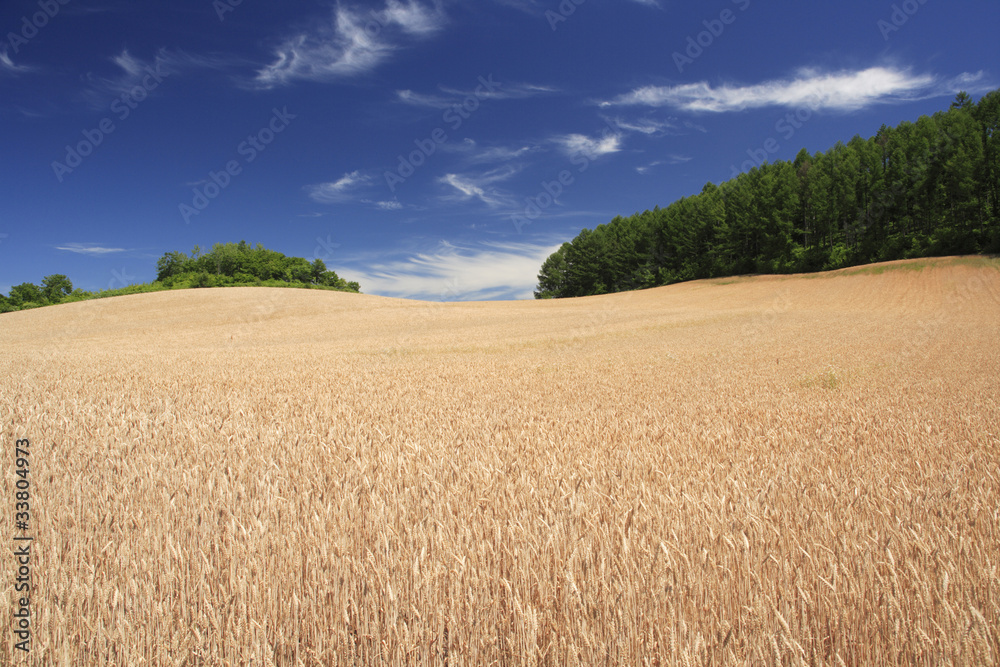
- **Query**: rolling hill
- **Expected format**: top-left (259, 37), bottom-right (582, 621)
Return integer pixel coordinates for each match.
top-left (2, 256), bottom-right (998, 665)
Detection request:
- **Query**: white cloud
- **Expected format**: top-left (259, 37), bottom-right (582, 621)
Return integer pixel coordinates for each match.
top-left (381, 0), bottom-right (444, 35)
top-left (56, 243), bottom-right (128, 255)
top-left (939, 70), bottom-right (992, 96)
top-left (84, 49), bottom-right (165, 103)
top-left (341, 240), bottom-right (561, 300)
top-left (255, 1), bottom-right (445, 88)
top-left (636, 155), bottom-right (690, 174)
top-left (367, 200), bottom-right (404, 210)
top-left (82, 48), bottom-right (235, 107)
top-left (397, 82), bottom-right (555, 108)
top-left (470, 144), bottom-right (539, 163)
top-left (0, 49), bottom-right (33, 75)
top-left (441, 174), bottom-right (488, 200)
top-left (112, 50), bottom-right (144, 78)
top-left (602, 67), bottom-right (943, 112)
top-left (439, 166), bottom-right (520, 208)
top-left (439, 82), bottom-right (556, 101)
top-left (604, 116), bottom-right (677, 136)
top-left (396, 89), bottom-right (454, 108)
top-left (552, 132), bottom-right (622, 159)
top-left (446, 139), bottom-right (539, 164)
top-left (307, 171), bottom-right (372, 203)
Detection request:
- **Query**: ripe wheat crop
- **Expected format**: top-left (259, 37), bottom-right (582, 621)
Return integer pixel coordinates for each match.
top-left (2, 257), bottom-right (999, 665)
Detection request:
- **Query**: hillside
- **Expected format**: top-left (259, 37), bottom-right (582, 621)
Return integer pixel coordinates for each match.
top-left (536, 90), bottom-right (1000, 298)
top-left (6, 256), bottom-right (996, 354)
top-left (2, 257), bottom-right (999, 664)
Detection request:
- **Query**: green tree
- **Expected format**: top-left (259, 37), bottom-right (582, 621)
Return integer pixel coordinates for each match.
top-left (951, 91), bottom-right (973, 111)
top-left (976, 90), bottom-right (1000, 245)
top-left (311, 259), bottom-right (327, 284)
top-left (562, 229), bottom-right (605, 296)
top-left (41, 274), bottom-right (73, 303)
top-left (758, 162), bottom-right (799, 272)
top-left (935, 100), bottom-right (984, 249)
top-left (156, 251), bottom-right (190, 281)
top-left (286, 258), bottom-right (313, 284)
top-left (535, 244), bottom-right (570, 298)
top-left (536, 89), bottom-right (1000, 298)
top-left (8, 283), bottom-right (44, 307)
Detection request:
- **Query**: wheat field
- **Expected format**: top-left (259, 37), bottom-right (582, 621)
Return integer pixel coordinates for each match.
top-left (1, 256), bottom-right (999, 665)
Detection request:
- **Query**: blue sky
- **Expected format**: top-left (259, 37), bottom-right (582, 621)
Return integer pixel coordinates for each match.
top-left (1, 0), bottom-right (995, 300)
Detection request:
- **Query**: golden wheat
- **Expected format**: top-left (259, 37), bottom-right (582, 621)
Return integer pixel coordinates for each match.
top-left (1, 256), bottom-right (999, 665)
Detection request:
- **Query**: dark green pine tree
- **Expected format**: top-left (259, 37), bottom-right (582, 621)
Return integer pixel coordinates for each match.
top-left (534, 244), bottom-right (570, 299)
top-left (975, 90), bottom-right (1000, 245)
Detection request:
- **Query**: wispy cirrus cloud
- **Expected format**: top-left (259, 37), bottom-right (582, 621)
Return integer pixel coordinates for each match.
top-left (396, 89), bottom-right (454, 108)
top-left (363, 199), bottom-right (404, 210)
top-left (603, 115), bottom-right (678, 137)
top-left (444, 138), bottom-right (541, 164)
top-left (308, 174), bottom-right (405, 210)
top-left (56, 243), bottom-right (128, 255)
top-left (601, 66), bottom-right (951, 112)
top-left (255, 1), bottom-right (446, 88)
top-left (0, 49), bottom-right (34, 76)
top-left (341, 240), bottom-right (560, 301)
top-left (552, 132), bottom-right (622, 159)
top-left (468, 144), bottom-right (539, 163)
top-left (396, 81), bottom-right (555, 108)
top-left (439, 165), bottom-right (522, 209)
top-left (636, 155), bottom-right (691, 174)
top-left (307, 171), bottom-right (373, 203)
top-left (82, 48), bottom-right (238, 108)
top-left (635, 162), bottom-right (660, 175)
top-left (440, 81), bottom-right (555, 101)
top-left (84, 49), bottom-right (164, 101)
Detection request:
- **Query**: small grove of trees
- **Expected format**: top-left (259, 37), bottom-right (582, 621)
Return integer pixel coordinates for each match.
top-left (536, 90), bottom-right (1000, 298)
top-left (155, 241), bottom-right (360, 292)
top-left (0, 274), bottom-right (90, 313)
top-left (1, 242), bottom-right (360, 314)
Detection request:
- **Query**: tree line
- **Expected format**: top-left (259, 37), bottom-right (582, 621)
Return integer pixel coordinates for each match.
top-left (0, 241), bottom-right (360, 313)
top-left (155, 241), bottom-right (360, 291)
top-left (535, 91), bottom-right (1000, 298)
